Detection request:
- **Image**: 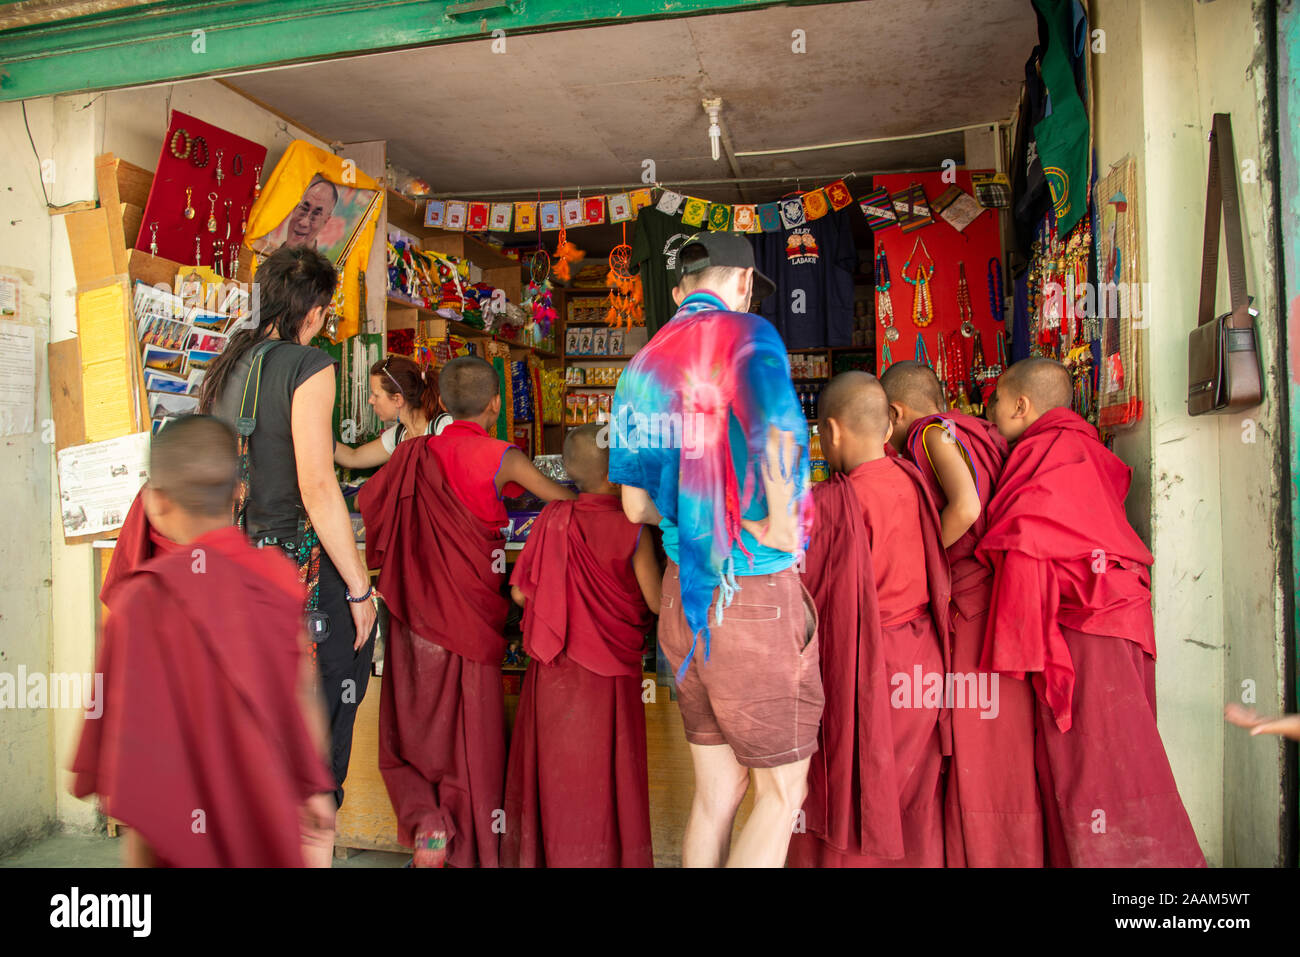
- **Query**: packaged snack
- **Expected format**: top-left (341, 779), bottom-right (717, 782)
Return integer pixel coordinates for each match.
top-left (586, 393), bottom-right (599, 423)
top-left (565, 393), bottom-right (580, 425)
top-left (608, 329), bottom-right (625, 355)
top-left (579, 330), bottom-right (593, 355)
top-left (592, 328), bottom-right (608, 355)
top-left (598, 392), bottom-right (613, 420)
top-left (565, 329), bottom-right (580, 355)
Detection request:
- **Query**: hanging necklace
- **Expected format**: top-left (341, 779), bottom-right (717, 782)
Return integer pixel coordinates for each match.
top-left (957, 260), bottom-right (974, 338)
top-left (987, 257), bottom-right (1004, 324)
top-left (902, 236), bottom-right (936, 328)
top-left (916, 331), bottom-right (933, 370)
top-left (874, 244), bottom-right (900, 342)
top-left (881, 336), bottom-right (894, 371)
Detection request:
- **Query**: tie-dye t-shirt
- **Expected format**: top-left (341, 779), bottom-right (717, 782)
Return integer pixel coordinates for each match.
top-left (609, 290), bottom-right (813, 666)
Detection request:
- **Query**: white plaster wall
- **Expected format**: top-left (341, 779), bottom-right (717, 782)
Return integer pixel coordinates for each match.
top-left (0, 98), bottom-right (57, 854)
top-left (1090, 0), bottom-right (1287, 866)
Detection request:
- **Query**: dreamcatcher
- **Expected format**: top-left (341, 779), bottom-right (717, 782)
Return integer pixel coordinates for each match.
top-left (551, 195), bottom-right (585, 283)
top-left (523, 247), bottom-right (557, 345)
top-left (604, 224), bottom-right (643, 329)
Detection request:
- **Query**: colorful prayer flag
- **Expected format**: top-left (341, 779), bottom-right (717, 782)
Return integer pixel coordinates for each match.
top-left (733, 204), bottom-right (758, 233)
top-left (562, 199), bottom-right (583, 227)
top-left (444, 200), bottom-right (468, 231)
top-left (802, 188), bottom-right (830, 221)
top-left (584, 196), bottom-right (606, 225)
top-left (630, 188), bottom-right (654, 214)
top-left (681, 196), bottom-right (709, 227)
top-left (656, 190), bottom-right (685, 214)
top-left (756, 202), bottom-right (782, 232)
top-left (825, 179), bottom-right (853, 210)
top-left (607, 193), bottom-right (634, 223)
top-left (423, 200), bottom-right (446, 228)
top-left (467, 202), bottom-right (490, 231)
top-left (539, 201), bottom-right (561, 231)
top-left (707, 203), bottom-right (733, 232)
top-left (778, 196), bottom-right (806, 229)
top-left (514, 202), bottom-right (537, 231)
top-left (489, 203), bottom-right (513, 231)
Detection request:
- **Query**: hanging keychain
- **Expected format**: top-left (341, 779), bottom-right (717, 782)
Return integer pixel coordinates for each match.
top-left (183, 187), bottom-right (195, 220)
top-left (148, 222), bottom-right (159, 257)
top-left (957, 261), bottom-right (975, 338)
top-left (224, 199), bottom-right (233, 240)
top-left (194, 235), bottom-right (203, 267)
top-left (213, 239), bottom-right (225, 278)
top-left (215, 149), bottom-right (225, 185)
top-left (252, 164), bottom-right (263, 198)
top-left (206, 192), bottom-right (219, 233)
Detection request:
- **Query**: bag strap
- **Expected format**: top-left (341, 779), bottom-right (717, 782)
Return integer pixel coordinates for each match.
top-left (233, 338), bottom-right (283, 530)
top-left (1198, 113), bottom-right (1250, 328)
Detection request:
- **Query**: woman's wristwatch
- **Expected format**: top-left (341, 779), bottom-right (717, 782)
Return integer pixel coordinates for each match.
top-left (345, 584), bottom-right (374, 604)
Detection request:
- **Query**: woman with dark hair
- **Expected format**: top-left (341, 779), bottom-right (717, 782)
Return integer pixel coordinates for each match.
top-left (334, 355), bottom-right (453, 469)
top-left (199, 246), bottom-right (376, 864)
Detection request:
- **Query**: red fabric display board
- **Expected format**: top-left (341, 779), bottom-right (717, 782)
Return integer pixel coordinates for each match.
top-left (136, 111), bottom-right (268, 273)
top-left (872, 171), bottom-right (1002, 378)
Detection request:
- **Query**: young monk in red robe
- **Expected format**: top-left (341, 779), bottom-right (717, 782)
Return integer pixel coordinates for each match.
top-left (503, 423), bottom-right (662, 867)
top-left (981, 357), bottom-right (1205, 867)
top-left (358, 356), bottom-right (574, 868)
top-left (880, 360), bottom-right (1042, 867)
top-left (70, 415), bottom-right (337, 867)
top-left (787, 371), bottom-right (953, 868)
top-left (99, 486), bottom-right (178, 611)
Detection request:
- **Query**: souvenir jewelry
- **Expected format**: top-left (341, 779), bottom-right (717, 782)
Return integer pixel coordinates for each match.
top-left (213, 239), bottom-right (225, 278)
top-left (148, 221), bottom-right (159, 257)
top-left (183, 186), bottom-right (195, 220)
top-left (914, 332), bottom-right (933, 370)
top-left (957, 261), bottom-right (975, 338)
top-left (252, 164), bottom-right (263, 198)
top-left (194, 235), bottom-right (203, 266)
top-left (230, 245), bottom-right (240, 278)
top-left (934, 331), bottom-right (947, 395)
top-left (168, 128), bottom-right (192, 160)
top-left (987, 257), bottom-right (1004, 324)
top-left (232, 153), bottom-right (244, 177)
top-left (215, 149), bottom-right (225, 184)
top-left (902, 236), bottom-right (935, 328)
top-left (240, 204), bottom-right (248, 234)
top-left (880, 336), bottom-right (894, 371)
top-left (190, 135), bottom-right (210, 168)
top-left (224, 199), bottom-right (233, 240)
top-left (206, 192), bottom-right (218, 233)
top-left (874, 244), bottom-right (900, 343)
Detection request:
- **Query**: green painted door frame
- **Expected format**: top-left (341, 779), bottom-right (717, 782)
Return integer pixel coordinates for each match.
top-left (0, 0), bottom-right (846, 102)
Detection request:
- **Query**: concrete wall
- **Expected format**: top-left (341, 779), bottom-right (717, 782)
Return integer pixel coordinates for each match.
top-left (0, 98), bottom-right (57, 855)
top-left (1090, 0), bottom-right (1288, 866)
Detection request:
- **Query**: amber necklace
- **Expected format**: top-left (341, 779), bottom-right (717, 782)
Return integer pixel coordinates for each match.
top-left (902, 236), bottom-right (935, 328)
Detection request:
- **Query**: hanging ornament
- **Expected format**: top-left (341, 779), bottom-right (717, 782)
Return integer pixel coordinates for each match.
top-left (213, 239), bottom-right (225, 278)
top-left (874, 243), bottom-right (900, 343)
top-left (551, 214), bottom-right (585, 284)
top-left (194, 235), bottom-right (202, 267)
top-left (206, 192), bottom-right (218, 233)
top-left (215, 149), bottom-right (225, 184)
top-left (232, 153), bottom-right (244, 177)
top-left (223, 199), bottom-right (233, 240)
top-left (183, 186), bottom-right (195, 220)
top-left (956, 261), bottom-right (975, 338)
top-left (252, 164), bottom-right (263, 198)
top-left (604, 224), bottom-right (643, 330)
top-left (987, 257), bottom-right (1004, 324)
top-left (240, 204), bottom-right (248, 234)
top-left (902, 235), bottom-right (936, 328)
top-left (190, 135), bottom-right (210, 169)
top-left (148, 221), bottom-right (159, 257)
top-left (168, 128), bottom-right (192, 160)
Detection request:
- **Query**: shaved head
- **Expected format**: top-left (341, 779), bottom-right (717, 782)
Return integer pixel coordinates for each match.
top-left (438, 356), bottom-right (499, 418)
top-left (999, 357), bottom-right (1073, 411)
top-left (880, 360), bottom-right (945, 413)
top-left (563, 423), bottom-right (608, 492)
top-left (820, 370), bottom-right (890, 440)
top-left (149, 415), bottom-right (238, 518)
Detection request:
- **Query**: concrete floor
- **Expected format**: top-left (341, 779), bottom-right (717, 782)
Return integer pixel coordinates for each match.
top-left (0, 831), bottom-right (410, 868)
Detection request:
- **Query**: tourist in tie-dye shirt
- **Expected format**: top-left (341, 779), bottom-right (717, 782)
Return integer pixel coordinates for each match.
top-left (609, 232), bottom-right (823, 868)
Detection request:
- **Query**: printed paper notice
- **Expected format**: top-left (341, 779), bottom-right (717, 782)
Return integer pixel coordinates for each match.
top-left (56, 430), bottom-right (150, 539)
top-left (77, 283), bottom-right (138, 440)
top-left (0, 323), bottom-right (36, 436)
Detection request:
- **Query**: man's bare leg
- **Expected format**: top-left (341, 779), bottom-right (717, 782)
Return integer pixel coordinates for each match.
top-left (682, 742), bottom-right (750, 867)
top-left (725, 757), bottom-right (810, 868)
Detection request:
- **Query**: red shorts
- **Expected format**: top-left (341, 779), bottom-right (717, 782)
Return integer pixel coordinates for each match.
top-left (658, 562), bottom-right (824, 768)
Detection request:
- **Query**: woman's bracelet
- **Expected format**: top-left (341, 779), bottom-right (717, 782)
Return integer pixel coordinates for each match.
top-left (345, 584), bottom-right (374, 604)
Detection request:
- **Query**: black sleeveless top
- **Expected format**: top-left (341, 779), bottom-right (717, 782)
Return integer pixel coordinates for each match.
top-left (212, 341), bottom-right (335, 541)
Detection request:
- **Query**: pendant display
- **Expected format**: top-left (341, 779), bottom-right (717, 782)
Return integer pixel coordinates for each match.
top-left (957, 261), bottom-right (975, 337)
top-left (902, 236), bottom-right (936, 328)
top-left (206, 192), bottom-right (218, 233)
top-left (874, 243), bottom-right (902, 344)
top-left (148, 221), bottom-right (158, 257)
top-left (224, 199), bottom-right (233, 240)
top-left (183, 187), bottom-right (195, 220)
top-left (213, 239), bottom-right (225, 278)
top-left (215, 149), bottom-right (225, 184)
top-left (252, 165), bottom-right (263, 198)
top-left (194, 235), bottom-right (202, 266)
top-left (240, 204), bottom-right (248, 234)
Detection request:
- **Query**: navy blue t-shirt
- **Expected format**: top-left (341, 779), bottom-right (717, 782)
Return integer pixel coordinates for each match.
top-left (750, 208), bottom-right (857, 348)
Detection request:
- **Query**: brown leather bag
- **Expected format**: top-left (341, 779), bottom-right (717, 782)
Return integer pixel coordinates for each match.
top-left (1187, 113), bottom-right (1263, 416)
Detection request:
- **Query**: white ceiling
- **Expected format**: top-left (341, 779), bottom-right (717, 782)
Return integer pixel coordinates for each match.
top-left (227, 0), bottom-right (1035, 210)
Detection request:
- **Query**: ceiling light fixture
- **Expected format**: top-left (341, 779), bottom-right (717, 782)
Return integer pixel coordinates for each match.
top-left (703, 97), bottom-right (723, 162)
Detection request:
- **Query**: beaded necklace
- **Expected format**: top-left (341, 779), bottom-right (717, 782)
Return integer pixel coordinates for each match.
top-left (914, 332), bottom-right (932, 370)
top-left (987, 257), bottom-right (1004, 324)
top-left (957, 261), bottom-right (974, 338)
top-left (902, 236), bottom-right (935, 328)
top-left (874, 244), bottom-right (900, 342)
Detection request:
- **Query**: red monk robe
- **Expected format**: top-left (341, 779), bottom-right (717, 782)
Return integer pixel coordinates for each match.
top-left (787, 457), bottom-right (952, 867)
top-left (71, 526), bottom-right (335, 867)
top-left (502, 493), bottom-right (654, 867)
top-left (904, 411), bottom-right (1043, 867)
top-left (976, 407), bottom-right (1205, 867)
top-left (100, 487), bottom-right (178, 609)
top-left (358, 432), bottom-right (510, 868)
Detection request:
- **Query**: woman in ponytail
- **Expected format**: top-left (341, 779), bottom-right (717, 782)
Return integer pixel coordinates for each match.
top-left (334, 355), bottom-right (452, 469)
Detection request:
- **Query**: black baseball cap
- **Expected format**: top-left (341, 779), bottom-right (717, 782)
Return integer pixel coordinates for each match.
top-left (675, 232), bottom-right (776, 303)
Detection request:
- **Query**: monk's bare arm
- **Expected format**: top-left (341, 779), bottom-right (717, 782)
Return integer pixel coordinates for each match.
top-left (740, 426), bottom-right (799, 552)
top-left (498, 447), bottom-right (577, 501)
top-left (631, 529), bottom-right (662, 614)
top-left (510, 584), bottom-right (526, 607)
top-left (922, 426), bottom-right (981, 549)
top-left (621, 485), bottom-right (662, 526)
top-left (334, 436), bottom-right (389, 470)
top-left (293, 368), bottom-right (376, 648)
top-left (1225, 704), bottom-right (1300, 740)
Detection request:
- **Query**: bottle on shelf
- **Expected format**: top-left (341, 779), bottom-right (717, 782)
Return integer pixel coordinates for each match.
top-left (809, 425), bottom-right (829, 483)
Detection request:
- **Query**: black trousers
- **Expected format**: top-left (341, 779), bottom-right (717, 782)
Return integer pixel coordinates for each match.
top-left (313, 550), bottom-right (377, 808)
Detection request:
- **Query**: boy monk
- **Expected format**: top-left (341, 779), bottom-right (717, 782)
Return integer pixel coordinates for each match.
top-left (787, 371), bottom-right (952, 867)
top-left (358, 355), bottom-right (573, 868)
top-left (880, 360), bottom-right (1042, 867)
top-left (503, 423), bottom-right (662, 867)
top-left (71, 415), bottom-right (337, 867)
top-left (980, 357), bottom-right (1205, 867)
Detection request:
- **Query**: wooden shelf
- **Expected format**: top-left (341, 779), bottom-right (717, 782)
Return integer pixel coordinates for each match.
top-left (564, 353), bottom-right (632, 361)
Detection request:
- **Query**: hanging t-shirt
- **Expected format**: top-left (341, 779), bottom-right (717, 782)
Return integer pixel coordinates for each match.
top-left (629, 207), bottom-right (691, 338)
top-left (750, 207), bottom-right (858, 348)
